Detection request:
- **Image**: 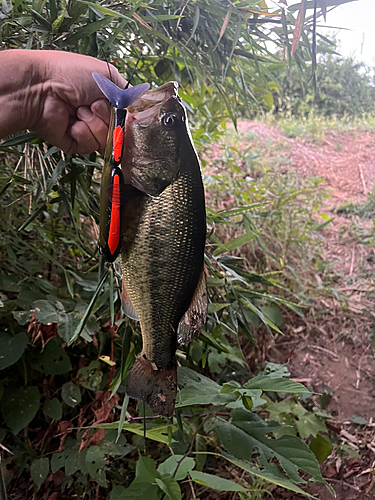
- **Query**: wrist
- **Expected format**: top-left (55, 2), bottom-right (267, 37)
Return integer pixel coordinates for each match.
top-left (0, 49), bottom-right (46, 138)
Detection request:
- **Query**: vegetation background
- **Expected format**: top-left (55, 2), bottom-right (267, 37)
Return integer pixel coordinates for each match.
top-left (1, 0), bottom-right (374, 499)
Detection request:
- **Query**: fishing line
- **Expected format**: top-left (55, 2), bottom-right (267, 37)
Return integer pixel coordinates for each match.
top-left (124, 50), bottom-right (143, 90)
top-left (143, 401), bottom-right (147, 453)
top-left (99, 48), bottom-right (113, 84)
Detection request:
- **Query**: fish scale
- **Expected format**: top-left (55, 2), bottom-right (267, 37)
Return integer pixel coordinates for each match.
top-left (121, 168), bottom-right (205, 370)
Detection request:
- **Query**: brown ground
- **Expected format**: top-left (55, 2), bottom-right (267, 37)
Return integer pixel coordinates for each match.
top-left (235, 121), bottom-right (375, 500)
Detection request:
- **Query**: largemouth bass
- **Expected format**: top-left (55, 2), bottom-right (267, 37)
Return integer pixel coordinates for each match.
top-left (121, 83), bottom-right (207, 416)
top-left (93, 75), bottom-right (207, 416)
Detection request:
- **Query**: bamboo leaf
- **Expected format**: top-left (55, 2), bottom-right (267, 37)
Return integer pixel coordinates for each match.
top-left (214, 9), bottom-right (230, 51)
top-left (133, 12), bottom-right (152, 30)
top-left (190, 471), bottom-right (246, 492)
top-left (184, 6), bottom-right (199, 46)
top-left (291, 0), bottom-right (306, 56)
top-left (18, 204), bottom-right (46, 231)
top-left (68, 270), bottom-right (108, 345)
top-left (213, 231), bottom-right (257, 257)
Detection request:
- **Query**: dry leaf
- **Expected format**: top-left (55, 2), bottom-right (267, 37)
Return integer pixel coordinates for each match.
top-left (291, 0), bottom-right (306, 56)
top-left (133, 12), bottom-right (152, 31)
top-left (217, 10), bottom-right (230, 47)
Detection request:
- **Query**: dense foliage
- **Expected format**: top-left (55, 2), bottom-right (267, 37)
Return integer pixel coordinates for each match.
top-left (271, 38), bottom-right (375, 118)
top-left (0, 0), bottom-right (356, 498)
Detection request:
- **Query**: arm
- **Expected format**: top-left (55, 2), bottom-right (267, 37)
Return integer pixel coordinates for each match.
top-left (0, 49), bottom-right (126, 154)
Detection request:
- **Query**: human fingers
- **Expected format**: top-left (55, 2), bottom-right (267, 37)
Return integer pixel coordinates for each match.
top-left (69, 117), bottom-right (100, 155)
top-left (75, 101), bottom-right (109, 152)
top-left (91, 99), bottom-right (111, 127)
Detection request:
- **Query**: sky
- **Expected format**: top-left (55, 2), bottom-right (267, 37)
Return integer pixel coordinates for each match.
top-left (321, 0), bottom-right (375, 67)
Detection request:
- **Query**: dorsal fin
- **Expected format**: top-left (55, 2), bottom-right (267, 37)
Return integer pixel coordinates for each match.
top-left (177, 270), bottom-right (207, 346)
top-left (92, 73), bottom-right (150, 109)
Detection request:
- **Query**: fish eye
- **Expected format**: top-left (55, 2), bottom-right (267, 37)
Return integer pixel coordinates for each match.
top-left (162, 113), bottom-right (178, 128)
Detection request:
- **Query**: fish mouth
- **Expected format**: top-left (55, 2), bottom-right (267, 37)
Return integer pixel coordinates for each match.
top-left (126, 81), bottom-right (179, 125)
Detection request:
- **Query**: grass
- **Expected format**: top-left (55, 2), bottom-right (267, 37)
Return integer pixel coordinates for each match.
top-left (262, 112), bottom-right (375, 142)
top-left (202, 136), bottom-right (336, 305)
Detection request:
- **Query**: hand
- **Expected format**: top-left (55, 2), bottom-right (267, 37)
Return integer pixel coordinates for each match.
top-left (32, 51), bottom-right (127, 154)
top-left (0, 50), bottom-right (126, 154)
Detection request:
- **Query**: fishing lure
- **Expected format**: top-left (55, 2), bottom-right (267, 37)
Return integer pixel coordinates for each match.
top-left (93, 73), bottom-right (149, 262)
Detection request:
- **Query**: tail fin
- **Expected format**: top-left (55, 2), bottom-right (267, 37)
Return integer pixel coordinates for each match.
top-left (92, 73), bottom-right (150, 109)
top-left (126, 356), bottom-right (177, 417)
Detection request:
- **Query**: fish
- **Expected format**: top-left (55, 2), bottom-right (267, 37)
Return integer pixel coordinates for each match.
top-left (93, 74), bottom-right (207, 417)
top-left (120, 82), bottom-right (207, 417)
top-left (93, 73), bottom-right (149, 262)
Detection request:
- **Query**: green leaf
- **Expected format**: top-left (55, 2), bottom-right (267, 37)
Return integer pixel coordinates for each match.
top-left (1, 132), bottom-right (38, 146)
top-left (310, 434), bottom-right (332, 463)
top-left (157, 455), bottom-right (195, 481)
top-left (116, 396), bottom-right (129, 443)
top-left (12, 311), bottom-right (32, 326)
top-left (155, 476), bottom-right (181, 500)
top-left (134, 455), bottom-right (159, 483)
top-left (264, 399), bottom-right (327, 440)
top-left (1, 386), bottom-right (40, 434)
top-left (96, 423), bottom-right (177, 444)
top-left (224, 456), bottom-right (319, 498)
top-left (32, 299), bottom-right (59, 324)
top-left (51, 448), bottom-right (88, 476)
top-left (261, 304), bottom-right (283, 327)
top-left (217, 409), bottom-right (325, 485)
top-left (51, 449), bottom-right (76, 474)
top-left (0, 274), bottom-right (20, 292)
top-left (350, 415), bottom-right (368, 425)
top-left (116, 482), bottom-right (160, 500)
top-left (68, 270), bottom-right (108, 344)
top-left (142, 14), bottom-right (182, 21)
top-left (31, 9), bottom-right (52, 29)
top-left (207, 303), bottom-right (229, 314)
top-left (43, 399), bottom-right (62, 421)
top-left (213, 231), bottom-right (257, 257)
top-left (175, 367), bottom-right (234, 408)
top-left (110, 485), bottom-right (127, 500)
top-left (244, 375), bottom-right (310, 394)
top-left (81, 1), bottom-right (132, 20)
top-left (263, 91), bottom-right (274, 109)
top-left (61, 17), bottom-right (114, 46)
top-left (18, 204), bottom-right (46, 231)
top-left (61, 382), bottom-right (81, 407)
top-left (190, 471), bottom-right (246, 492)
top-left (32, 341), bottom-right (71, 375)
top-left (295, 412), bottom-right (328, 440)
top-left (0, 332), bottom-right (28, 370)
top-left (85, 446), bottom-right (105, 479)
top-left (30, 457), bottom-right (49, 489)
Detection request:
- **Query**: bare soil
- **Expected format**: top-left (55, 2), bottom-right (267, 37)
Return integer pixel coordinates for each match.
top-left (235, 121), bottom-right (375, 500)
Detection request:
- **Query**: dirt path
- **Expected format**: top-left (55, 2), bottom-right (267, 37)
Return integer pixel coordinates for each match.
top-left (236, 121), bottom-right (375, 500)
top-left (238, 121), bottom-right (375, 200)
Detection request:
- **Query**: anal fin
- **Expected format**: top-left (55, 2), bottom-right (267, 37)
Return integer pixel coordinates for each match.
top-left (177, 270), bottom-right (207, 346)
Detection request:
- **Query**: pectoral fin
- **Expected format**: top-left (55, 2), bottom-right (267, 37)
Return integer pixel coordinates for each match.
top-left (177, 270), bottom-right (207, 346)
